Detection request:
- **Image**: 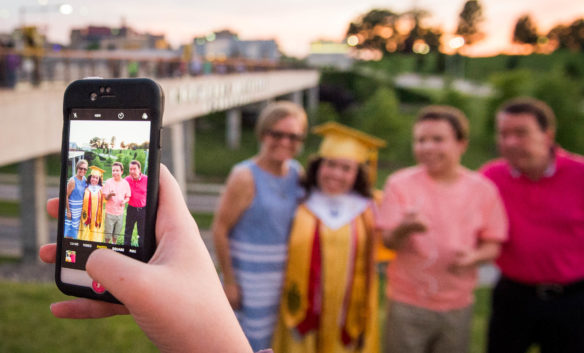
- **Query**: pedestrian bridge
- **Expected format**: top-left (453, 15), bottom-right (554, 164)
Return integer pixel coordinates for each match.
top-left (1, 70), bottom-right (319, 167)
top-left (0, 69), bottom-right (320, 261)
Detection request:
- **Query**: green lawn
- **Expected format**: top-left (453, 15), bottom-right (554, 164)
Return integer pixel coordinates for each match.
top-left (191, 212), bottom-right (214, 230)
top-left (0, 200), bottom-right (19, 218)
top-left (0, 278), bottom-right (503, 353)
top-left (0, 281), bottom-right (157, 353)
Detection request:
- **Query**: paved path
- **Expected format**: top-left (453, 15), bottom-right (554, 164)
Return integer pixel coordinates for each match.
top-left (0, 178), bottom-right (221, 272)
top-left (354, 69), bottom-right (494, 97)
top-left (0, 179), bottom-right (222, 213)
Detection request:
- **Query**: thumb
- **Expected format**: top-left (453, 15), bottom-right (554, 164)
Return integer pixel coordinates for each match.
top-left (86, 249), bottom-right (150, 306)
top-left (47, 198), bottom-right (59, 219)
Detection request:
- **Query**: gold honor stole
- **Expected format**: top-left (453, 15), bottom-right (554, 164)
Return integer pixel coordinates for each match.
top-left (81, 189), bottom-right (103, 228)
top-left (281, 204), bottom-right (375, 346)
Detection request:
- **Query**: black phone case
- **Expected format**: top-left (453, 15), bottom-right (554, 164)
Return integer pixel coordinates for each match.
top-left (56, 78), bottom-right (164, 303)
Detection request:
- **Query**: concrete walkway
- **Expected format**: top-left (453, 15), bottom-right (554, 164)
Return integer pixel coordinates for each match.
top-left (353, 68), bottom-right (494, 97)
top-left (0, 175), bottom-right (222, 212)
top-left (0, 175), bottom-right (221, 277)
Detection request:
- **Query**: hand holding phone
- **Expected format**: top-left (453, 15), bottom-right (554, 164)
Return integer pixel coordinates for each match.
top-left (41, 166), bottom-right (253, 353)
top-left (56, 78), bottom-right (163, 303)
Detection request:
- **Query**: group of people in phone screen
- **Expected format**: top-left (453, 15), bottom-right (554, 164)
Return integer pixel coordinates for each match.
top-left (64, 159), bottom-right (147, 248)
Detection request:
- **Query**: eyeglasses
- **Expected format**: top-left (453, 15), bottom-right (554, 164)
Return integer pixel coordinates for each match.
top-left (265, 129), bottom-right (305, 142)
top-left (78, 167), bottom-right (88, 171)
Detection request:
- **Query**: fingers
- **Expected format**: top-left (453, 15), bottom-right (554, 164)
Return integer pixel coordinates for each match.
top-left (39, 243), bottom-right (57, 264)
top-left (401, 221), bottom-right (427, 234)
top-left (410, 222), bottom-right (428, 233)
top-left (154, 164), bottom-right (199, 251)
top-left (224, 283), bottom-right (242, 310)
top-left (85, 248), bottom-right (150, 306)
top-left (157, 164), bottom-right (193, 224)
top-left (50, 298), bottom-right (129, 319)
top-left (47, 198), bottom-right (59, 218)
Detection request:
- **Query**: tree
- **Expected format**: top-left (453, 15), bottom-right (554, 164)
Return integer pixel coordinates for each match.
top-left (346, 8), bottom-right (442, 57)
top-left (532, 72), bottom-right (584, 153)
top-left (346, 9), bottom-right (400, 55)
top-left (547, 18), bottom-right (584, 51)
top-left (456, 0), bottom-right (485, 47)
top-left (309, 102), bottom-right (340, 125)
top-left (513, 14), bottom-right (539, 46)
top-left (100, 138), bottom-right (109, 154)
top-left (89, 137), bottom-right (101, 149)
top-left (355, 87), bottom-right (411, 164)
top-left (402, 9), bottom-right (442, 53)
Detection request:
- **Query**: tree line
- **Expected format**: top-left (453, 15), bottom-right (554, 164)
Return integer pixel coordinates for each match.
top-left (347, 0), bottom-right (584, 58)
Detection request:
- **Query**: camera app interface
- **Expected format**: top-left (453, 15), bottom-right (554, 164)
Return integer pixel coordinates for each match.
top-left (62, 108), bottom-right (152, 270)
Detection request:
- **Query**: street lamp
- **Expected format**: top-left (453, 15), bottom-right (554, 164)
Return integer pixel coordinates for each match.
top-left (447, 36), bottom-right (465, 78)
top-left (59, 4), bottom-right (73, 15)
top-left (19, 2), bottom-right (73, 26)
top-left (448, 36), bottom-right (465, 51)
top-left (17, 2), bottom-right (73, 86)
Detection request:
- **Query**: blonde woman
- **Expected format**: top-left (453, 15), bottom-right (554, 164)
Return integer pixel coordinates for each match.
top-left (213, 101), bottom-right (308, 351)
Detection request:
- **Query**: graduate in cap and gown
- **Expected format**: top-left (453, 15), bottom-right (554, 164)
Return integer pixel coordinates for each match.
top-left (273, 122), bottom-right (386, 353)
top-left (79, 166), bottom-right (106, 242)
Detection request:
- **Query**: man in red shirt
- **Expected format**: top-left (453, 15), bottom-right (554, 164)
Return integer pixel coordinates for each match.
top-left (481, 98), bottom-right (584, 353)
top-left (124, 160), bottom-right (148, 248)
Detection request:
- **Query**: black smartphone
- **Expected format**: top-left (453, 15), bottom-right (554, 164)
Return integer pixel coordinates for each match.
top-left (56, 78), bottom-right (164, 303)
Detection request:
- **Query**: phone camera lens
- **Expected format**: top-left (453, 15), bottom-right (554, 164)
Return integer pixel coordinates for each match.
top-left (90, 92), bottom-right (98, 101)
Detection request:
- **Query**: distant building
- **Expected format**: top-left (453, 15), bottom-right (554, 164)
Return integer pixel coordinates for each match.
top-left (237, 40), bottom-right (280, 61)
top-left (306, 40), bottom-right (353, 70)
top-left (0, 33), bottom-right (14, 48)
top-left (70, 21), bottom-right (169, 50)
top-left (192, 29), bottom-right (280, 62)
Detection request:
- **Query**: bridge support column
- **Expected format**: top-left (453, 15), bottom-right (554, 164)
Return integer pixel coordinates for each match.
top-left (185, 119), bottom-right (196, 181)
top-left (287, 91), bottom-right (303, 107)
top-left (161, 123), bottom-right (187, 197)
top-left (19, 157), bottom-right (49, 263)
top-left (226, 108), bottom-right (241, 150)
top-left (307, 86), bottom-right (319, 112)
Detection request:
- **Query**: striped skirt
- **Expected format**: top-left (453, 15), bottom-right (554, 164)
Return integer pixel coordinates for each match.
top-left (230, 239), bottom-right (288, 351)
top-left (64, 198), bottom-right (83, 239)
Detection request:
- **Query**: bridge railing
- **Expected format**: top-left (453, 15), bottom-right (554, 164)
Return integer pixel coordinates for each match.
top-left (0, 48), bottom-right (306, 88)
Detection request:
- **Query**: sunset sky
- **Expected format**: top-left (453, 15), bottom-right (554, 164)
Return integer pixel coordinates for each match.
top-left (1, 0), bottom-right (583, 57)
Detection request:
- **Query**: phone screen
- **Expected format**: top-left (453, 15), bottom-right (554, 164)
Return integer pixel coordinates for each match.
top-left (60, 107), bottom-right (154, 287)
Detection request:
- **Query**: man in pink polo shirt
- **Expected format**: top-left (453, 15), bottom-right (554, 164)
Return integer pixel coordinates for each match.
top-left (124, 160), bottom-right (148, 248)
top-left (377, 106), bottom-right (508, 353)
top-left (102, 162), bottom-right (131, 244)
top-left (481, 97), bottom-right (584, 353)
